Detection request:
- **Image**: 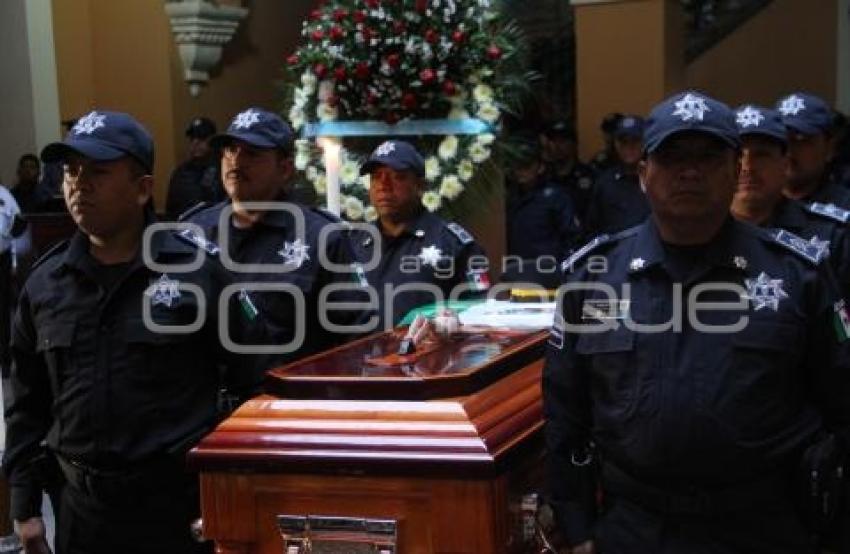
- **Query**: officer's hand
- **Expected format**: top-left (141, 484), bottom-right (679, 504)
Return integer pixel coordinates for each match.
top-left (569, 540), bottom-right (596, 554)
top-left (15, 517), bottom-right (51, 554)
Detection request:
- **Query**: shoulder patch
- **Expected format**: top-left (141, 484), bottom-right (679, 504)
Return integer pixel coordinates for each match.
top-left (805, 202), bottom-right (850, 224)
top-left (31, 239), bottom-right (69, 271)
top-left (771, 229), bottom-right (827, 264)
top-left (561, 234), bottom-right (611, 273)
top-left (178, 201), bottom-right (210, 222)
top-left (174, 228), bottom-right (220, 256)
top-left (446, 222), bottom-right (474, 245)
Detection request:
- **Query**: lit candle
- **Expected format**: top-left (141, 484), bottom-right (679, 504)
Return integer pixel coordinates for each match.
top-left (318, 136), bottom-right (342, 216)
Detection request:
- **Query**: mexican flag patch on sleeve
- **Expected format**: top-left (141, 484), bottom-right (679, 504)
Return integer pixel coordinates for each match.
top-left (833, 299), bottom-right (850, 342)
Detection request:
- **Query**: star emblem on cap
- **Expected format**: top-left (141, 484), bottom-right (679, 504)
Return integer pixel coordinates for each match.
top-left (622, 117), bottom-right (635, 128)
top-left (233, 109), bottom-right (261, 130)
top-left (672, 93), bottom-right (710, 122)
top-left (73, 111), bottom-right (107, 135)
top-left (779, 95), bottom-right (806, 116)
top-left (376, 141), bottom-right (396, 157)
top-left (733, 256), bottom-right (748, 270)
top-left (278, 238), bottom-right (310, 268)
top-left (418, 245), bottom-right (443, 267)
top-left (744, 272), bottom-right (788, 312)
top-left (736, 106), bottom-right (765, 128)
top-left (629, 258), bottom-right (646, 271)
top-left (148, 274), bottom-right (181, 308)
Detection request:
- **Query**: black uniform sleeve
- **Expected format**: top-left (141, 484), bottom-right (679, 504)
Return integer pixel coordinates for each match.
top-left (542, 278), bottom-right (597, 545)
top-left (2, 289), bottom-right (52, 520)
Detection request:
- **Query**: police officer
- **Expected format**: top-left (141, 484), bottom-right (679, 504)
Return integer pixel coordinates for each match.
top-left (544, 91), bottom-right (850, 553)
top-left (504, 135), bottom-right (579, 285)
top-left (166, 117), bottom-right (223, 219)
top-left (731, 104), bottom-right (850, 295)
top-left (583, 115), bottom-right (650, 238)
top-left (182, 107), bottom-right (357, 390)
top-left (3, 110), bottom-right (252, 554)
top-left (589, 112), bottom-right (623, 174)
top-left (777, 92), bottom-right (850, 208)
top-left (351, 140), bottom-right (489, 330)
top-left (0, 184), bottom-right (27, 376)
top-left (540, 121), bottom-right (596, 219)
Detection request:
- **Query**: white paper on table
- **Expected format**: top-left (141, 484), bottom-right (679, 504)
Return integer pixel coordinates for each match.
top-left (457, 300), bottom-right (556, 330)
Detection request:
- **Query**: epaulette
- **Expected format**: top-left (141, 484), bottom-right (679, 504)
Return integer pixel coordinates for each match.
top-left (805, 202), bottom-right (850, 224)
top-left (561, 234), bottom-right (612, 273)
top-left (560, 226), bottom-right (637, 273)
top-left (174, 228), bottom-right (220, 256)
top-left (31, 239), bottom-right (69, 271)
top-left (770, 228), bottom-right (827, 264)
top-left (178, 201), bottom-right (210, 222)
top-left (446, 222), bottom-right (474, 245)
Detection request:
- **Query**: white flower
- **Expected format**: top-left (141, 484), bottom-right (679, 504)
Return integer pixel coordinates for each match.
top-left (448, 107), bottom-right (470, 120)
top-left (473, 84), bottom-right (494, 103)
top-left (305, 166), bottom-right (319, 183)
top-left (439, 175), bottom-right (464, 199)
top-left (425, 157), bottom-right (442, 181)
top-left (295, 139), bottom-right (310, 153)
top-left (422, 191), bottom-right (442, 212)
top-left (458, 159), bottom-right (474, 181)
top-left (469, 142), bottom-right (491, 163)
top-left (359, 174), bottom-right (371, 190)
top-left (295, 152), bottom-right (310, 170)
top-left (340, 160), bottom-right (360, 185)
top-left (301, 72), bottom-right (318, 93)
top-left (288, 107), bottom-right (306, 131)
top-left (317, 103), bottom-right (338, 121)
top-left (294, 88), bottom-right (310, 109)
top-left (344, 196), bottom-right (365, 220)
top-left (438, 135), bottom-right (459, 160)
top-left (314, 173), bottom-right (328, 194)
top-left (476, 102), bottom-right (500, 123)
top-left (364, 206), bottom-right (378, 222)
top-left (477, 133), bottom-right (496, 146)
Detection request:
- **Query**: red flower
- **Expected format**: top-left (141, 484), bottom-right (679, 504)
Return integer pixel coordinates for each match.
top-left (486, 45), bottom-right (503, 60)
top-left (361, 27), bottom-right (375, 42)
top-left (355, 62), bottom-right (371, 80)
top-left (326, 95), bottom-right (339, 107)
top-left (333, 8), bottom-right (348, 22)
top-left (286, 53), bottom-right (299, 66)
top-left (419, 68), bottom-right (437, 85)
top-left (402, 93), bottom-right (418, 110)
top-left (392, 20), bottom-right (406, 34)
top-left (334, 65), bottom-right (347, 81)
top-left (353, 10), bottom-right (367, 23)
top-left (451, 30), bottom-right (465, 44)
top-left (365, 0), bottom-right (380, 8)
top-left (366, 90), bottom-right (380, 105)
top-left (385, 111), bottom-right (400, 124)
top-left (415, 0), bottom-right (428, 13)
top-left (329, 25), bottom-right (345, 42)
top-left (386, 53), bottom-right (401, 69)
top-left (442, 80), bottom-right (457, 96)
top-left (309, 9), bottom-right (323, 21)
top-left (424, 28), bottom-right (439, 44)
top-left (311, 28), bottom-right (325, 41)
top-left (313, 63), bottom-right (328, 79)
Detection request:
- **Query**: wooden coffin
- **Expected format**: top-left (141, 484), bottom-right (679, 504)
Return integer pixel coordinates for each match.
top-left (189, 327), bottom-right (549, 554)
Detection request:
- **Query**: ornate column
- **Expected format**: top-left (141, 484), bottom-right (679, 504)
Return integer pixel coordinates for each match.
top-left (164, 0), bottom-right (248, 97)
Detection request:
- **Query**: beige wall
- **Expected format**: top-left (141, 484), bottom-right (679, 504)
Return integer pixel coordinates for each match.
top-left (51, 0), bottom-right (314, 209)
top-left (573, 0), bottom-right (684, 160)
top-left (685, 0), bottom-right (837, 107)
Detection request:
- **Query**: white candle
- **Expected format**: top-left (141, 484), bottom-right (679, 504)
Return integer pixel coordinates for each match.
top-left (318, 136), bottom-right (342, 216)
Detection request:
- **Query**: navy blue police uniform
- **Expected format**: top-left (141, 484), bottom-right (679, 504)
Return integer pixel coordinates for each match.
top-left (777, 93), bottom-right (850, 208)
top-left (544, 92), bottom-right (850, 553)
top-left (735, 104), bottom-right (850, 299)
top-left (583, 116), bottom-right (651, 238)
top-left (183, 108), bottom-right (358, 393)
top-left (350, 141), bottom-right (489, 330)
top-left (543, 122), bottom-right (596, 220)
top-left (2, 111), bottom-right (256, 554)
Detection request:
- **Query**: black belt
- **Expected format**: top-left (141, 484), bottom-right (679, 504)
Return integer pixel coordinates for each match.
top-left (57, 454), bottom-right (185, 502)
top-left (602, 462), bottom-right (787, 515)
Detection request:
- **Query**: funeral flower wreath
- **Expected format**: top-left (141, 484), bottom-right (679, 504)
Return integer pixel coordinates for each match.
top-left (282, 0), bottom-right (530, 221)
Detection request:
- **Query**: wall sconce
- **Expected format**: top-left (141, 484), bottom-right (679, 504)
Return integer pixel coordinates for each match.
top-left (164, 0), bottom-right (248, 97)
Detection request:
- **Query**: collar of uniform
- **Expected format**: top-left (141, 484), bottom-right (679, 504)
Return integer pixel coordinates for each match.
top-left (628, 217), bottom-right (744, 275)
top-left (768, 198), bottom-right (808, 233)
top-left (381, 208), bottom-right (432, 240)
